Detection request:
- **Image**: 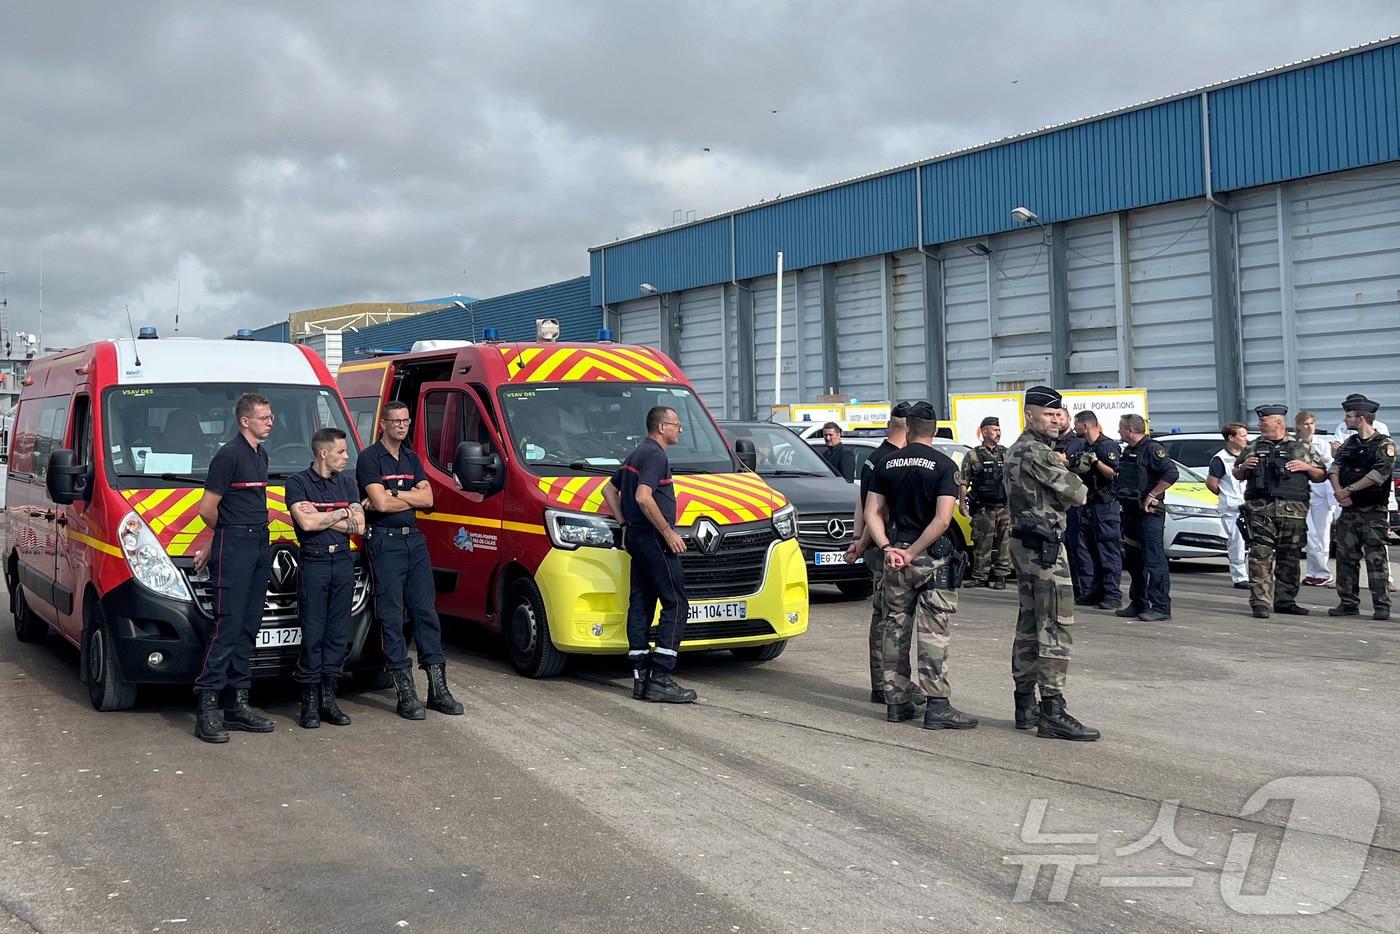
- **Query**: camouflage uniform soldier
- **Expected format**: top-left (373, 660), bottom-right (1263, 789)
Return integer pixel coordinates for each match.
top-left (863, 401), bottom-right (974, 731)
top-left (1004, 386), bottom-right (1099, 742)
top-left (845, 404), bottom-right (910, 703)
top-left (1328, 395), bottom-right (1395, 621)
top-left (957, 416), bottom-right (1011, 589)
top-left (1232, 404), bottom-right (1328, 619)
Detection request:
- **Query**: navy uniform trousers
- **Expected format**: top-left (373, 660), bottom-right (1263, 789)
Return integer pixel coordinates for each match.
top-left (1067, 500), bottom-right (1124, 604)
top-left (195, 525), bottom-right (272, 693)
top-left (625, 528), bottom-right (688, 672)
top-left (367, 527), bottom-right (446, 671)
top-left (295, 545), bottom-right (355, 684)
top-left (1120, 503), bottom-right (1171, 614)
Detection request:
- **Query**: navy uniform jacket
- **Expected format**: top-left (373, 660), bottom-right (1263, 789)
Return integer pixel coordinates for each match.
top-left (285, 467), bottom-right (358, 549)
top-left (610, 438), bottom-right (676, 529)
top-left (205, 435), bottom-right (269, 526)
top-left (356, 441), bottom-right (426, 530)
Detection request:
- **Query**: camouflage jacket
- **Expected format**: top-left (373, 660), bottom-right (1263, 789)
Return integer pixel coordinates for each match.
top-left (1236, 436), bottom-right (1326, 520)
top-left (1328, 432), bottom-right (1397, 512)
top-left (1004, 428), bottom-right (1088, 534)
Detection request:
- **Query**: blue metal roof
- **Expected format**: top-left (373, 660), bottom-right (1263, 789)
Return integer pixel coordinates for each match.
top-left (248, 321), bottom-right (291, 342)
top-left (409, 294), bottom-right (479, 305)
top-left (588, 36), bottom-right (1400, 304)
top-left (344, 277), bottom-right (595, 358)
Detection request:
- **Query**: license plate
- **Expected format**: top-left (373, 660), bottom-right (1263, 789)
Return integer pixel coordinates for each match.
top-left (687, 601), bottom-right (747, 622)
top-left (254, 627), bottom-right (302, 648)
top-left (814, 550), bottom-right (859, 565)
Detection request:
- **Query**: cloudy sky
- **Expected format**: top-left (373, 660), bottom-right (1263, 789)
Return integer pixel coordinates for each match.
top-left (1, 1), bottom-right (1395, 347)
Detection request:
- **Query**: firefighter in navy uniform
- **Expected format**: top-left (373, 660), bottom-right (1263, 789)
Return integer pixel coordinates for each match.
top-left (1232, 404), bottom-right (1327, 619)
top-left (1328, 395), bottom-right (1395, 621)
top-left (956, 416), bottom-right (1011, 589)
top-left (190, 393), bottom-right (278, 744)
top-left (286, 427), bottom-right (364, 729)
top-left (1113, 414), bottom-right (1178, 622)
top-left (601, 405), bottom-right (697, 704)
top-left (357, 401), bottom-right (464, 720)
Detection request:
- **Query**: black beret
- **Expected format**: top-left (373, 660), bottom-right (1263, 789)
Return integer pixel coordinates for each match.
top-left (1254, 404), bottom-right (1288, 417)
top-left (1343, 395), bottom-right (1380, 414)
top-left (891, 401), bottom-right (911, 417)
top-left (980, 416), bottom-right (999, 428)
top-left (902, 400), bottom-right (936, 421)
top-left (1025, 385), bottom-right (1062, 408)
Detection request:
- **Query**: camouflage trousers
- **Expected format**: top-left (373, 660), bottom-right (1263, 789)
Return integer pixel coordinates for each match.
top-left (1009, 539), bottom-right (1074, 698)
top-left (866, 545), bottom-right (910, 693)
top-left (970, 505), bottom-right (1012, 582)
top-left (881, 552), bottom-right (957, 703)
top-left (1244, 511), bottom-right (1306, 608)
top-left (1334, 509), bottom-right (1392, 612)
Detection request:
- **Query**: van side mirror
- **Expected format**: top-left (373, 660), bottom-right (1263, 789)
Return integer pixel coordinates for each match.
top-left (453, 441), bottom-right (502, 494)
top-left (46, 449), bottom-right (90, 504)
top-left (734, 438), bottom-right (757, 472)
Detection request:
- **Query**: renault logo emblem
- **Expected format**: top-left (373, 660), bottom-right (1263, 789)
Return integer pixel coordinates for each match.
top-left (693, 518), bottom-right (722, 556)
top-left (271, 548), bottom-right (299, 591)
top-left (826, 518), bottom-right (846, 541)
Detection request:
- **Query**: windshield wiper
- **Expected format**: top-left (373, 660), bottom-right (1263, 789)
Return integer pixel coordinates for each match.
top-left (116, 471), bottom-right (206, 485)
top-left (765, 470), bottom-right (828, 477)
top-left (529, 460), bottom-right (618, 475)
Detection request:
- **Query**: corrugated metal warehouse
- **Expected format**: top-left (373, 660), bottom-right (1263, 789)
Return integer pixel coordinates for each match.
top-left (588, 37), bottom-right (1400, 431)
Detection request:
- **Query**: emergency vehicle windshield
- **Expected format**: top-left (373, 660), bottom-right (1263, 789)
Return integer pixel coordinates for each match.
top-left (498, 383), bottom-right (736, 476)
top-left (102, 383), bottom-right (356, 488)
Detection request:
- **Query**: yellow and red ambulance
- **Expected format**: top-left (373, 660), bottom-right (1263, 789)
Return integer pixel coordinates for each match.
top-left (337, 328), bottom-right (808, 677)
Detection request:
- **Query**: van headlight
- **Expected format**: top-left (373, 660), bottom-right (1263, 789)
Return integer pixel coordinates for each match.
top-left (771, 504), bottom-right (796, 540)
top-left (118, 511), bottom-right (192, 601)
top-left (1163, 502), bottom-right (1218, 518)
top-left (544, 509), bottom-right (618, 550)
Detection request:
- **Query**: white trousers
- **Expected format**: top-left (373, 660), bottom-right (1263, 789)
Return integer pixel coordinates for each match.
top-left (1220, 508), bottom-right (1248, 583)
top-left (1305, 492), bottom-right (1338, 580)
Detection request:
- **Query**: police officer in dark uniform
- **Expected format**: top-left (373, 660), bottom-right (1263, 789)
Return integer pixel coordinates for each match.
top-left (1328, 395), bottom-right (1394, 621)
top-left (601, 405), bottom-right (696, 703)
top-left (287, 427), bottom-right (363, 729)
top-left (191, 392), bottom-right (277, 744)
top-left (357, 401), bottom-right (464, 720)
top-left (1113, 413), bottom-right (1178, 622)
top-left (1065, 411), bottom-right (1123, 610)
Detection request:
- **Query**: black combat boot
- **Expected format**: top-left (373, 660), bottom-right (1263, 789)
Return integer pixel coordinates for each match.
top-left (1073, 595), bottom-right (1100, 606)
top-left (921, 697), bottom-right (978, 730)
top-left (391, 668), bottom-right (426, 720)
top-left (869, 688), bottom-right (884, 704)
top-left (1273, 602), bottom-right (1309, 616)
top-left (194, 691), bottom-right (229, 744)
top-left (1252, 605), bottom-right (1271, 619)
top-left (224, 689), bottom-right (276, 733)
top-left (298, 684), bottom-right (321, 729)
top-left (1376, 608), bottom-right (1391, 621)
top-left (1013, 691), bottom-right (1039, 731)
top-left (635, 659), bottom-right (653, 701)
top-left (1036, 695), bottom-right (1100, 742)
top-left (1114, 605), bottom-right (1143, 618)
top-left (644, 671), bottom-right (697, 704)
top-left (319, 678), bottom-right (352, 726)
top-left (886, 700), bottom-right (918, 722)
top-left (991, 578), bottom-right (1007, 591)
top-left (1327, 604), bottom-right (1359, 617)
top-left (425, 664), bottom-right (465, 716)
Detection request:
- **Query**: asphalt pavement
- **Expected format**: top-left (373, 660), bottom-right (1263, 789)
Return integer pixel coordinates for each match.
top-left (2, 554), bottom-right (1397, 933)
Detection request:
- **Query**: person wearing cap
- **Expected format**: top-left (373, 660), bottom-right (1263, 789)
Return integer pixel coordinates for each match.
top-left (1112, 414), bottom-right (1179, 622)
top-left (956, 415), bottom-right (1011, 589)
top-left (1004, 386), bottom-right (1098, 741)
top-left (818, 422), bottom-right (857, 483)
top-left (1232, 404), bottom-right (1327, 619)
top-left (1328, 395), bottom-right (1394, 621)
top-left (1065, 411), bottom-right (1123, 610)
top-left (1331, 394), bottom-right (1390, 444)
top-left (845, 403), bottom-right (910, 704)
top-left (864, 401), bottom-right (975, 731)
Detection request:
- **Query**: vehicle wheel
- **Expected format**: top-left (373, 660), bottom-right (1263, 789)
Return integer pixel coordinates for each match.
top-left (504, 577), bottom-right (567, 678)
top-left (13, 585), bottom-right (47, 643)
top-left (85, 604), bottom-right (136, 711)
top-left (731, 640), bottom-right (787, 662)
top-left (836, 579), bottom-right (873, 600)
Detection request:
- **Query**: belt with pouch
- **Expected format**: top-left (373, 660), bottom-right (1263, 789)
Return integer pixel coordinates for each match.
top-left (301, 541), bottom-right (351, 557)
top-left (367, 526), bottom-right (416, 538)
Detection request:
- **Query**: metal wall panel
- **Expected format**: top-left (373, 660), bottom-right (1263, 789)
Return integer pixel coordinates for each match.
top-left (990, 229), bottom-right (1053, 385)
top-left (798, 270), bottom-right (826, 398)
top-left (677, 286), bottom-right (727, 412)
top-left (1209, 40), bottom-right (1400, 192)
top-left (616, 297), bottom-right (662, 348)
top-left (1286, 165), bottom-right (1400, 410)
top-left (1233, 188), bottom-right (1286, 408)
top-left (891, 251), bottom-right (927, 401)
top-left (752, 274), bottom-right (800, 410)
top-left (593, 217), bottom-right (731, 304)
top-left (1063, 216), bottom-right (1120, 388)
top-left (922, 97), bottom-right (1204, 244)
top-left (833, 256), bottom-right (886, 401)
top-left (735, 172), bottom-right (916, 279)
top-left (1126, 199), bottom-right (1217, 431)
top-left (942, 243), bottom-right (992, 396)
top-left (726, 285), bottom-right (742, 419)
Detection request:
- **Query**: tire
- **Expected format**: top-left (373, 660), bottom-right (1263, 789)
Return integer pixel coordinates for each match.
top-left (836, 579), bottom-right (873, 600)
top-left (503, 577), bottom-right (567, 678)
top-left (731, 640), bottom-right (787, 662)
top-left (85, 603), bottom-right (137, 711)
top-left (13, 584), bottom-right (47, 643)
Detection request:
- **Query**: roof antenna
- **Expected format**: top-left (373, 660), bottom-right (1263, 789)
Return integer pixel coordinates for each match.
top-left (173, 277), bottom-right (181, 335)
top-left (125, 304), bottom-right (142, 367)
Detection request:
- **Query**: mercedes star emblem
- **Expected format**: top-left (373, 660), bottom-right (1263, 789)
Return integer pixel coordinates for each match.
top-left (826, 517), bottom-right (846, 540)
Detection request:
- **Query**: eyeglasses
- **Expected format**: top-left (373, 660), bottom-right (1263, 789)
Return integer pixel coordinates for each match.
top-left (385, 418), bottom-right (412, 426)
top-left (246, 414), bottom-right (275, 424)
top-left (661, 421), bottom-right (682, 429)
